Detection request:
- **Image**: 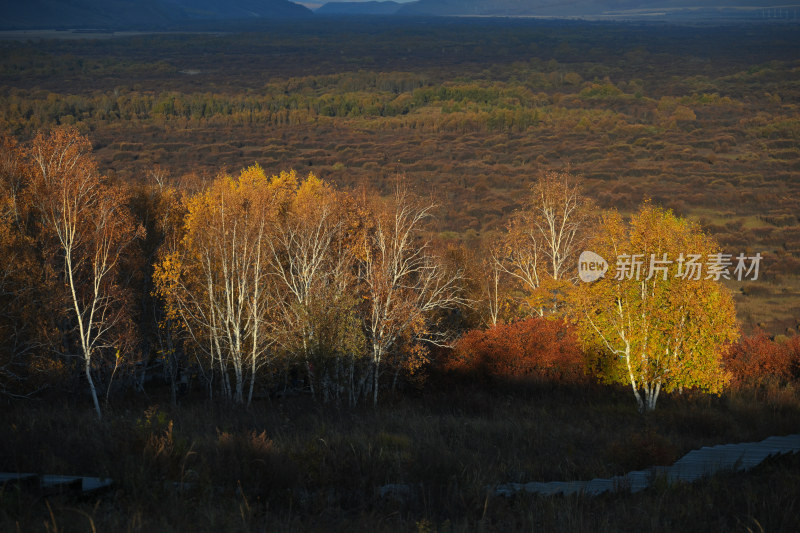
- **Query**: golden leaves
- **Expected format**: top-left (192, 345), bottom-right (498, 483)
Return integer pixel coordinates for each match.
top-left (572, 204), bottom-right (739, 404)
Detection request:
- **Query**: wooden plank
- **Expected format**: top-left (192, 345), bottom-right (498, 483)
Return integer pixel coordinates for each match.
top-left (0, 473), bottom-right (39, 491)
top-left (81, 477), bottom-right (113, 493)
top-left (495, 433), bottom-right (800, 497)
top-left (40, 475), bottom-right (83, 494)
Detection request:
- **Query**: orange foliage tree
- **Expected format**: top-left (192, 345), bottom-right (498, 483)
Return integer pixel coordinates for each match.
top-left (445, 317), bottom-right (586, 384)
top-left (266, 171), bottom-right (363, 403)
top-left (0, 135), bottom-right (61, 397)
top-left (356, 185), bottom-right (466, 405)
top-left (723, 330), bottom-right (799, 388)
top-left (27, 127), bottom-right (143, 419)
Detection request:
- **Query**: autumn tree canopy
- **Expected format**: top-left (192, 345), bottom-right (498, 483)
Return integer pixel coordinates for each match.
top-left (0, 127), bottom-right (146, 418)
top-left (266, 171), bottom-right (361, 403)
top-left (357, 185), bottom-right (466, 404)
top-left (571, 204), bottom-right (739, 412)
top-left (155, 165), bottom-right (289, 405)
top-left (498, 169), bottom-right (594, 318)
top-left (0, 126), bottom-right (756, 415)
top-left (155, 168), bottom-right (463, 406)
top-left (0, 135), bottom-right (54, 398)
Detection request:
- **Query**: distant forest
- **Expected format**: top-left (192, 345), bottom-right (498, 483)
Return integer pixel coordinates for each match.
top-left (2, 20), bottom-right (798, 333)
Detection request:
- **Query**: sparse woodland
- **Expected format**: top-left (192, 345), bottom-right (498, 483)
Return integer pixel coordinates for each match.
top-left (1, 19), bottom-right (799, 532)
top-left (4, 127), bottom-right (780, 414)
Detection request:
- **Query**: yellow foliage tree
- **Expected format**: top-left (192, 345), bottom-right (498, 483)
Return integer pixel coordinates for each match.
top-left (155, 164), bottom-right (284, 405)
top-left (156, 167), bottom-right (362, 404)
top-left (571, 204), bottom-right (739, 412)
top-left (266, 171), bottom-right (363, 401)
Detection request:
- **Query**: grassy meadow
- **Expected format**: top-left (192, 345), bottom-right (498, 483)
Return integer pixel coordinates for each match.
top-left (2, 381), bottom-right (799, 531)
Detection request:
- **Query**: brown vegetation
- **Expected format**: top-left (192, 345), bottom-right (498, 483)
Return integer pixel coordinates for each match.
top-left (1, 19), bottom-right (799, 531)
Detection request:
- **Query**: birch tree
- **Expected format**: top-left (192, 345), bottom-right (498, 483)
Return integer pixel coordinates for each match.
top-left (155, 165), bottom-right (279, 405)
top-left (358, 186), bottom-right (465, 405)
top-left (571, 204), bottom-right (738, 412)
top-left (28, 127), bottom-right (143, 419)
top-left (500, 169), bottom-right (593, 316)
top-left (443, 240), bottom-right (511, 329)
top-left (267, 172), bottom-right (359, 400)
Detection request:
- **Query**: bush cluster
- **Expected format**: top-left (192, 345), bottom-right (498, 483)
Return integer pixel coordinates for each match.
top-left (441, 317), bottom-right (587, 384)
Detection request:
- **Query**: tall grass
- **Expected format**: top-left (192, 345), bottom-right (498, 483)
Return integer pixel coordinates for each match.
top-left (1, 381), bottom-right (798, 532)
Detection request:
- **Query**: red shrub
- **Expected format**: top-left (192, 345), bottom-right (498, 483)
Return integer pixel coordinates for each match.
top-left (785, 335), bottom-right (800, 379)
top-left (723, 330), bottom-right (797, 388)
top-left (445, 318), bottom-right (587, 384)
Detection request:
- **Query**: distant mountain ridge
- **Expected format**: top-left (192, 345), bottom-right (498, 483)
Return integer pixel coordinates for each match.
top-left (2, 0), bottom-right (791, 29)
top-left (0, 0), bottom-right (311, 30)
top-left (163, 0), bottom-right (310, 19)
top-left (316, 1), bottom-right (403, 15)
top-left (396, 0), bottom-right (791, 17)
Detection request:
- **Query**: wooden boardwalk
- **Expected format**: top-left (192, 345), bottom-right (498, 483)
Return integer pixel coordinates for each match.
top-left (4, 434), bottom-right (798, 499)
top-left (495, 433), bottom-right (800, 497)
top-left (0, 473), bottom-right (112, 495)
